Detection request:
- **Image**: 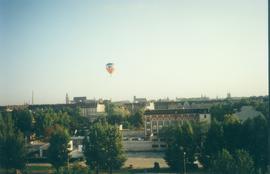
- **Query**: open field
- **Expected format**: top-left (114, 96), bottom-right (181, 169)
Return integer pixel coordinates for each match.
top-left (124, 152), bottom-right (168, 169)
top-left (0, 152), bottom-right (206, 174)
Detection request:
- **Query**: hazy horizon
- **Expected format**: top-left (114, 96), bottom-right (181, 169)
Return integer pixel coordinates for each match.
top-left (0, 0), bottom-right (268, 105)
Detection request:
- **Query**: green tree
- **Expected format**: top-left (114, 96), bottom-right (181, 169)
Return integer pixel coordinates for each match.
top-left (47, 125), bottom-right (70, 173)
top-left (210, 103), bottom-right (234, 122)
top-left (159, 122), bottom-right (196, 172)
top-left (106, 103), bottom-right (130, 125)
top-left (83, 122), bottom-right (126, 174)
top-left (33, 109), bottom-right (72, 139)
top-left (33, 109), bottom-right (56, 138)
top-left (234, 149), bottom-right (255, 174)
top-left (0, 113), bottom-right (27, 173)
top-left (54, 111), bottom-right (71, 130)
top-left (202, 119), bottom-right (224, 168)
top-left (242, 116), bottom-right (268, 172)
top-left (12, 109), bottom-right (33, 141)
top-left (223, 114), bottom-right (242, 152)
top-left (211, 149), bottom-right (235, 174)
top-left (66, 107), bottom-right (89, 136)
top-left (129, 110), bottom-right (144, 128)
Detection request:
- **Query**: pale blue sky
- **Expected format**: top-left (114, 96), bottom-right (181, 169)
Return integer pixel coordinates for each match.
top-left (0, 0), bottom-right (268, 105)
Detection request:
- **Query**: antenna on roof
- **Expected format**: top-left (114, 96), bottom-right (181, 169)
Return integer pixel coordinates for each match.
top-left (32, 90), bottom-right (34, 105)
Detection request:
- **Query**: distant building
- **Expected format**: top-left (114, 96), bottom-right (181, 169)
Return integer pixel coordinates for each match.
top-left (73, 97), bottom-right (87, 103)
top-left (123, 101), bottom-right (155, 113)
top-left (79, 101), bottom-right (106, 121)
top-left (113, 99), bottom-right (154, 113)
top-left (176, 96), bottom-right (210, 102)
top-left (154, 100), bottom-right (214, 110)
top-left (234, 106), bottom-right (264, 121)
top-left (133, 96), bottom-right (147, 103)
top-left (154, 101), bottom-right (184, 110)
top-left (144, 108), bottom-right (211, 139)
top-left (113, 100), bottom-right (131, 105)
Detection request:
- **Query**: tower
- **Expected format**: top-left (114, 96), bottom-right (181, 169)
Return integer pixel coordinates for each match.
top-left (32, 90), bottom-right (34, 105)
top-left (227, 92), bottom-right (231, 99)
top-left (66, 93), bottom-right (70, 104)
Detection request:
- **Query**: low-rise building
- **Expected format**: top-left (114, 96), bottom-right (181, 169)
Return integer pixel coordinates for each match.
top-left (73, 97), bottom-right (87, 103)
top-left (133, 96), bottom-right (147, 103)
top-left (235, 105), bottom-right (264, 121)
top-left (144, 108), bottom-right (211, 139)
top-left (123, 101), bottom-right (155, 113)
top-left (79, 101), bottom-right (106, 121)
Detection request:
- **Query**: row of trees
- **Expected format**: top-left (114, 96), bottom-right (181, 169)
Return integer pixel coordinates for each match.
top-left (0, 113), bottom-right (73, 173)
top-left (211, 149), bottom-right (254, 174)
top-left (0, 110), bottom-right (126, 174)
top-left (47, 121), bottom-right (126, 174)
top-left (46, 121), bottom-right (126, 174)
top-left (210, 97), bottom-right (269, 122)
top-left (3, 103), bottom-right (144, 144)
top-left (0, 112), bottom-right (26, 173)
top-left (8, 107), bottom-right (89, 142)
top-left (159, 114), bottom-right (268, 174)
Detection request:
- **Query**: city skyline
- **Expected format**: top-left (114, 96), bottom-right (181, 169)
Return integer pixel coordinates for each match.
top-left (0, 0), bottom-right (268, 105)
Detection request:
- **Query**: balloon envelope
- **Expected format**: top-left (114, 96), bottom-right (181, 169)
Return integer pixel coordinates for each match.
top-left (106, 63), bottom-right (114, 74)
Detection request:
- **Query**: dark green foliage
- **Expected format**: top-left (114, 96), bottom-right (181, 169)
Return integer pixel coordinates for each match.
top-left (107, 114), bottom-right (123, 125)
top-left (241, 116), bottom-right (268, 172)
top-left (33, 109), bottom-right (55, 138)
top-left (202, 114), bottom-right (268, 173)
top-left (47, 126), bottom-right (70, 173)
top-left (0, 113), bottom-right (27, 171)
top-left (159, 122), bottom-right (196, 172)
top-left (211, 149), bottom-right (255, 174)
top-left (153, 162), bottom-right (160, 172)
top-left (54, 111), bottom-right (71, 130)
top-left (83, 122), bottom-right (126, 174)
top-left (222, 115), bottom-right (242, 152)
top-left (210, 103), bottom-right (234, 122)
top-left (106, 103), bottom-right (130, 126)
top-left (202, 119), bottom-right (224, 168)
top-left (211, 149), bottom-right (235, 174)
top-left (33, 109), bottom-right (74, 139)
top-left (128, 110), bottom-right (144, 128)
top-left (12, 109), bottom-right (33, 141)
top-left (234, 149), bottom-right (255, 174)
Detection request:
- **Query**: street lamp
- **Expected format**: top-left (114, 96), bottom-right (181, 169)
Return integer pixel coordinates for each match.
top-left (180, 147), bottom-right (187, 174)
top-left (183, 152), bottom-right (186, 174)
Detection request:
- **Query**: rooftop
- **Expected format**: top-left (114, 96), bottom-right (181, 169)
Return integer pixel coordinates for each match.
top-left (144, 108), bottom-right (209, 115)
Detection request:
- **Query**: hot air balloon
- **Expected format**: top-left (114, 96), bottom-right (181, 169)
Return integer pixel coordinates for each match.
top-left (106, 63), bottom-right (114, 75)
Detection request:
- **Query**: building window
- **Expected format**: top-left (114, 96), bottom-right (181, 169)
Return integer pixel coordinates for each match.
top-left (160, 138), bottom-right (165, 142)
top-left (164, 120), bottom-right (169, 126)
top-left (152, 144), bottom-right (159, 148)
